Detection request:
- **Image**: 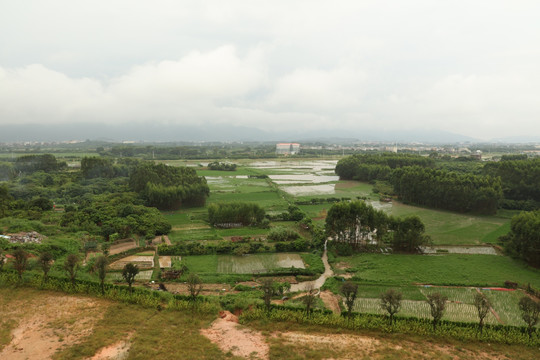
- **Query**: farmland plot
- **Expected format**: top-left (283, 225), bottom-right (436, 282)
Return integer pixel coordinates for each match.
top-left (217, 253), bottom-right (305, 274)
top-left (481, 289), bottom-right (529, 327)
top-left (107, 270), bottom-right (153, 281)
top-left (109, 255), bottom-right (154, 270)
top-left (353, 297), bottom-right (498, 324)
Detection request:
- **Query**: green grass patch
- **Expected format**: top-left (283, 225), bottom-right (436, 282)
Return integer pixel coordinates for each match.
top-left (335, 253), bottom-right (540, 288)
top-left (388, 202), bottom-right (512, 245)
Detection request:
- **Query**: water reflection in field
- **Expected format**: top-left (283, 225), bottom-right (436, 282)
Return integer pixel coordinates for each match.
top-left (218, 253), bottom-right (305, 274)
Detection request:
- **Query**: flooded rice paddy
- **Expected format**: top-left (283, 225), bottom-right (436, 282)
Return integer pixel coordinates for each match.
top-left (217, 253), bottom-right (305, 274)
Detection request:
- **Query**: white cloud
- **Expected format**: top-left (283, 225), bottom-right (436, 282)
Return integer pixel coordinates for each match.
top-left (1, 1), bottom-right (540, 139)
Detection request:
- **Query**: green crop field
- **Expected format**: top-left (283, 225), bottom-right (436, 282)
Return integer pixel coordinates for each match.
top-left (351, 286), bottom-right (530, 327)
top-left (387, 203), bottom-right (513, 245)
top-left (334, 253), bottom-right (540, 288)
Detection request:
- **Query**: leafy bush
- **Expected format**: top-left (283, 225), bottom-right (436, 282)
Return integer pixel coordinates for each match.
top-left (267, 227), bottom-right (301, 242)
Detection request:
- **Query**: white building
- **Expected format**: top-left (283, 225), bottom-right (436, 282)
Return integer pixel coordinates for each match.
top-left (276, 143), bottom-right (300, 155)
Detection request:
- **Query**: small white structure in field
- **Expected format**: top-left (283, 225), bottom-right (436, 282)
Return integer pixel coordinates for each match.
top-left (276, 143), bottom-right (300, 155)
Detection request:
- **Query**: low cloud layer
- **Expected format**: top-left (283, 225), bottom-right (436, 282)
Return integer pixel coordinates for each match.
top-left (1, 1), bottom-right (540, 140)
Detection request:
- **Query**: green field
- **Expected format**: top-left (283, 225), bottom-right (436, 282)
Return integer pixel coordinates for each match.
top-left (351, 286), bottom-right (531, 327)
top-left (334, 253), bottom-right (540, 288)
top-left (386, 202), bottom-right (513, 245)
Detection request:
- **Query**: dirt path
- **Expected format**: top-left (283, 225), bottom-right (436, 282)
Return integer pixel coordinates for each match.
top-left (201, 311), bottom-right (269, 360)
top-left (474, 287), bottom-right (504, 324)
top-left (290, 240), bottom-right (333, 292)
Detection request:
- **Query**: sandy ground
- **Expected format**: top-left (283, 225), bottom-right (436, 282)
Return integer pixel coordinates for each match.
top-left (109, 240), bottom-right (138, 255)
top-left (273, 331), bottom-right (515, 359)
top-left (151, 235), bottom-right (172, 246)
top-left (154, 282), bottom-right (236, 296)
top-left (0, 295), bottom-right (108, 360)
top-left (158, 256), bottom-right (172, 268)
top-left (87, 334), bottom-right (133, 360)
top-left (319, 290), bottom-right (342, 314)
top-left (201, 311), bottom-right (269, 360)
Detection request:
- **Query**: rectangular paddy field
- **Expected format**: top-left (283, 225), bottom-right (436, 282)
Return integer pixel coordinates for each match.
top-left (183, 253), bottom-right (305, 274)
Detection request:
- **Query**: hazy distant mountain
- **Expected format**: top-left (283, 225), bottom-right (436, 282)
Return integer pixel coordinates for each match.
top-left (0, 123), bottom-right (478, 144)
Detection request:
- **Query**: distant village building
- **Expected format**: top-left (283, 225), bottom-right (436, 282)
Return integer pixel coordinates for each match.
top-left (276, 143), bottom-right (300, 155)
top-left (471, 150), bottom-right (482, 160)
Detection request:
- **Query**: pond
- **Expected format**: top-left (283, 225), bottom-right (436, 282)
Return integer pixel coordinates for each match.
top-left (269, 174), bottom-right (339, 184)
top-left (281, 184), bottom-right (336, 196)
top-left (422, 246), bottom-right (498, 255)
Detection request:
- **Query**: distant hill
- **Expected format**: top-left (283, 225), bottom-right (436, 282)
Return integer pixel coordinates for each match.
top-left (0, 122), bottom-right (478, 144)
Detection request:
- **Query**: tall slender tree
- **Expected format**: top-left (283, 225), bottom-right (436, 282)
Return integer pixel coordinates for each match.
top-left (64, 254), bottom-right (80, 289)
top-left (380, 289), bottom-right (402, 325)
top-left (473, 293), bottom-right (491, 335)
top-left (518, 296), bottom-right (540, 339)
top-left (122, 263), bottom-right (139, 293)
top-left (38, 252), bottom-right (53, 284)
top-left (94, 256), bottom-right (108, 295)
top-left (341, 281), bottom-right (359, 319)
top-left (426, 293), bottom-right (448, 331)
top-left (13, 248), bottom-right (28, 282)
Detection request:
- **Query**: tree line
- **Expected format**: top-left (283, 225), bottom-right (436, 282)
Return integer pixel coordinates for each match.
top-left (483, 158), bottom-right (540, 210)
top-left (500, 210), bottom-right (540, 267)
top-left (336, 154), bottom-right (503, 214)
top-left (325, 200), bottom-right (431, 254)
top-left (391, 166), bottom-right (502, 214)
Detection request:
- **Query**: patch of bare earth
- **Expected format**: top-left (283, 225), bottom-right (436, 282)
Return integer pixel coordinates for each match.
top-left (0, 295), bottom-right (108, 360)
top-left (201, 311), bottom-right (269, 360)
top-left (275, 332), bottom-right (516, 359)
top-left (276, 332), bottom-right (379, 357)
top-left (158, 282), bottom-right (236, 296)
top-left (335, 181), bottom-right (358, 189)
top-left (320, 290), bottom-right (341, 314)
top-left (109, 240), bottom-right (138, 255)
top-left (151, 235), bottom-right (172, 246)
top-left (87, 333), bottom-right (133, 360)
top-left (172, 224), bottom-right (211, 231)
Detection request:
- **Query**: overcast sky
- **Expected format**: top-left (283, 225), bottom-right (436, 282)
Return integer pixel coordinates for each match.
top-left (1, 0), bottom-right (539, 140)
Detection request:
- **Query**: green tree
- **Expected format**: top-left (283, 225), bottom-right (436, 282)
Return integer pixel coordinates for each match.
top-left (64, 254), bottom-right (80, 288)
top-left (38, 252), bottom-right (53, 284)
top-left (261, 278), bottom-right (274, 313)
top-left (473, 293), bottom-right (491, 335)
top-left (302, 284), bottom-right (317, 317)
top-left (13, 248), bottom-right (28, 282)
top-left (0, 184), bottom-right (13, 217)
top-left (0, 248), bottom-right (5, 271)
top-left (518, 296), bottom-right (540, 339)
top-left (391, 216), bottom-right (431, 253)
top-left (341, 281), bottom-right (358, 318)
top-left (122, 263), bottom-right (139, 293)
top-left (502, 210), bottom-right (540, 267)
top-left (94, 256), bottom-right (108, 295)
top-left (186, 273), bottom-right (203, 302)
top-left (380, 289), bottom-right (402, 325)
top-left (426, 292), bottom-right (448, 331)
top-left (326, 201), bottom-right (389, 249)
